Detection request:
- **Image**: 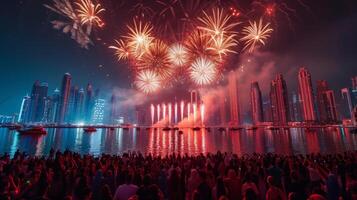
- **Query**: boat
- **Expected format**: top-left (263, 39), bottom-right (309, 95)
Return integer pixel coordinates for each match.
top-left (192, 127), bottom-right (201, 131)
top-left (178, 130), bottom-right (184, 134)
top-left (18, 126), bottom-right (47, 135)
top-left (162, 127), bottom-right (171, 131)
top-left (109, 127), bottom-right (115, 131)
top-left (229, 127), bottom-right (242, 131)
top-left (123, 127), bottom-right (129, 131)
top-left (83, 127), bottom-right (97, 133)
top-left (246, 126), bottom-right (258, 130)
top-left (173, 127), bottom-right (179, 131)
top-left (135, 127), bottom-right (141, 131)
top-left (145, 127), bottom-right (151, 131)
top-left (205, 127), bottom-right (211, 132)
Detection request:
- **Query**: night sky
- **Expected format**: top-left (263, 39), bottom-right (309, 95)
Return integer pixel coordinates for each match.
top-left (0, 0), bottom-right (356, 115)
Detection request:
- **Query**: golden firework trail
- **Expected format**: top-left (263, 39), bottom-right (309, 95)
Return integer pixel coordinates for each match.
top-left (109, 39), bottom-right (130, 61)
top-left (135, 70), bottom-right (161, 93)
top-left (241, 18), bottom-right (273, 52)
top-left (125, 20), bottom-right (154, 59)
top-left (75, 0), bottom-right (105, 32)
top-left (190, 57), bottom-right (217, 86)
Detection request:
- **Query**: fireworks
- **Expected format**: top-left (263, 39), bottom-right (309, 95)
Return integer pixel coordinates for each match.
top-left (208, 33), bottom-right (238, 61)
top-left (241, 19), bottom-right (273, 52)
top-left (198, 8), bottom-right (239, 38)
top-left (109, 39), bottom-right (130, 61)
top-left (125, 20), bottom-right (154, 59)
top-left (135, 70), bottom-right (161, 93)
top-left (138, 40), bottom-right (173, 80)
top-left (75, 0), bottom-right (105, 31)
top-left (168, 43), bottom-right (189, 67)
top-left (45, 0), bottom-right (105, 48)
top-left (190, 57), bottom-right (217, 86)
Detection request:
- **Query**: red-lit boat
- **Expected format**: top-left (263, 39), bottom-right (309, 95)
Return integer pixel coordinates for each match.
top-left (83, 127), bottom-right (97, 133)
top-left (18, 126), bottom-right (47, 135)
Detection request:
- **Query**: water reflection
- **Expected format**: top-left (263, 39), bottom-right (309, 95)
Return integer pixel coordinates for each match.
top-left (0, 127), bottom-right (356, 156)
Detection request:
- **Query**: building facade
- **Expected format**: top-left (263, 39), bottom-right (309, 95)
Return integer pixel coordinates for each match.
top-left (250, 81), bottom-right (264, 124)
top-left (298, 67), bottom-right (316, 122)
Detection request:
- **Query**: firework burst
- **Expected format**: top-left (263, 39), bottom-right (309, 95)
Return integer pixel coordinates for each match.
top-left (75, 0), bottom-right (105, 33)
top-left (241, 18), bottom-right (273, 52)
top-left (190, 57), bottom-right (217, 86)
top-left (208, 33), bottom-right (238, 61)
top-left (109, 39), bottom-right (130, 61)
top-left (168, 43), bottom-right (189, 67)
top-left (45, 0), bottom-right (91, 48)
top-left (138, 40), bottom-right (173, 80)
top-left (198, 8), bottom-right (239, 38)
top-left (135, 70), bottom-right (161, 93)
top-left (125, 20), bottom-right (154, 59)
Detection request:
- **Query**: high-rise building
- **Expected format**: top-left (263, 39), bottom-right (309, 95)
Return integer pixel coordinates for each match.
top-left (51, 89), bottom-right (60, 122)
top-left (28, 81), bottom-right (41, 122)
top-left (352, 76), bottom-right (357, 90)
top-left (298, 67), bottom-right (316, 122)
top-left (190, 90), bottom-right (198, 105)
top-left (76, 88), bottom-right (85, 122)
top-left (56, 73), bottom-right (71, 123)
top-left (250, 82), bottom-right (264, 124)
top-left (270, 74), bottom-right (290, 125)
top-left (67, 86), bottom-right (79, 122)
top-left (108, 93), bottom-right (117, 124)
top-left (92, 99), bottom-right (105, 124)
top-left (228, 71), bottom-right (240, 125)
top-left (316, 80), bottom-right (329, 123)
top-left (42, 96), bottom-right (54, 123)
top-left (341, 88), bottom-right (353, 119)
top-left (289, 92), bottom-right (302, 122)
top-left (84, 84), bottom-right (94, 123)
top-left (18, 95), bottom-right (31, 123)
top-left (323, 90), bottom-right (338, 123)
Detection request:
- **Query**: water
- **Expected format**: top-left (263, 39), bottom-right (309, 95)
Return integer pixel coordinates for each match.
top-left (0, 127), bottom-right (356, 157)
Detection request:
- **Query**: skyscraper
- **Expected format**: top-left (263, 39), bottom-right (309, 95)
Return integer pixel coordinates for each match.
top-left (18, 95), bottom-right (31, 123)
top-left (67, 86), bottom-right (79, 122)
top-left (270, 74), bottom-right (290, 125)
top-left (92, 99), bottom-right (106, 124)
top-left (250, 81), bottom-right (264, 124)
top-left (341, 88), bottom-right (353, 119)
top-left (352, 76), bottom-right (357, 90)
top-left (228, 71), bottom-right (240, 125)
top-left (324, 90), bottom-right (338, 123)
top-left (28, 81), bottom-right (41, 122)
top-left (76, 88), bottom-right (85, 122)
top-left (84, 84), bottom-right (94, 123)
top-left (108, 93), bottom-right (117, 124)
top-left (56, 73), bottom-right (71, 123)
top-left (290, 92), bottom-right (302, 122)
top-left (298, 67), bottom-right (316, 122)
top-left (316, 80), bottom-right (329, 123)
top-left (51, 89), bottom-right (60, 122)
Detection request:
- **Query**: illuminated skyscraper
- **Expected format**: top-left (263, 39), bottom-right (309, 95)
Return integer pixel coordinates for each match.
top-left (51, 89), bottom-right (60, 122)
top-left (324, 90), bottom-right (338, 123)
top-left (298, 67), bottom-right (316, 122)
top-left (84, 84), bottom-right (94, 123)
top-left (28, 81), bottom-right (40, 122)
top-left (68, 86), bottom-right (79, 122)
top-left (316, 80), bottom-right (329, 123)
top-left (76, 88), bottom-right (85, 122)
top-left (270, 74), bottom-right (290, 125)
top-left (92, 99), bottom-right (105, 124)
top-left (250, 82), bottom-right (264, 124)
top-left (18, 95), bottom-right (31, 123)
top-left (352, 76), bottom-right (357, 90)
top-left (289, 92), bottom-right (302, 122)
top-left (341, 88), bottom-right (353, 119)
top-left (56, 73), bottom-right (71, 123)
top-left (228, 71), bottom-right (240, 125)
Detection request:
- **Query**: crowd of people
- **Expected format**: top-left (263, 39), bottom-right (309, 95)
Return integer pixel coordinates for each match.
top-left (0, 149), bottom-right (357, 200)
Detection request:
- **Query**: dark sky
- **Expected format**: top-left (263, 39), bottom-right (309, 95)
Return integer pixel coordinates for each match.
top-left (0, 0), bottom-right (356, 115)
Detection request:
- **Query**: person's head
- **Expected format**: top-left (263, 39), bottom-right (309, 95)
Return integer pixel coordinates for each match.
top-left (267, 176), bottom-right (274, 186)
top-left (288, 192), bottom-right (298, 200)
top-left (199, 171), bottom-right (207, 183)
top-left (244, 188), bottom-right (258, 200)
top-left (143, 174), bottom-right (151, 186)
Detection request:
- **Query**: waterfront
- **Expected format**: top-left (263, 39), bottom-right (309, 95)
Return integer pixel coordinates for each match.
top-left (0, 127), bottom-right (356, 156)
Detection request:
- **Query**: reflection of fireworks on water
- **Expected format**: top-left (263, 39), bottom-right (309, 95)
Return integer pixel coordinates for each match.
top-left (168, 43), bottom-right (189, 67)
top-left (138, 40), bottom-right (173, 80)
top-left (125, 20), bottom-right (154, 59)
top-left (135, 70), bottom-right (161, 93)
top-left (190, 57), bottom-right (217, 86)
top-left (109, 39), bottom-right (130, 61)
top-left (241, 18), bottom-right (273, 52)
top-left (75, 0), bottom-right (105, 33)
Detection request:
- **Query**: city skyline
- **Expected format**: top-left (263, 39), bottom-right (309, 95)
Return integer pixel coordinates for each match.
top-left (0, 1), bottom-right (357, 115)
top-left (5, 67), bottom-right (356, 126)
